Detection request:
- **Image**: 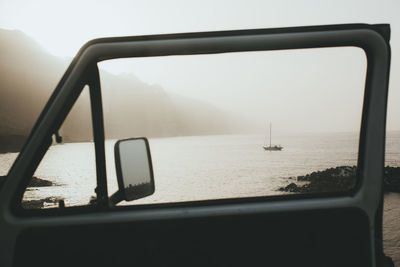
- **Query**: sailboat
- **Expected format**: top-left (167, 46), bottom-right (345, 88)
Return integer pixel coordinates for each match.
top-left (263, 123), bottom-right (283, 151)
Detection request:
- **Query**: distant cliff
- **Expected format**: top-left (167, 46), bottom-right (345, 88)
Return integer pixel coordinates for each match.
top-left (0, 29), bottom-right (69, 151)
top-left (0, 29), bottom-right (241, 152)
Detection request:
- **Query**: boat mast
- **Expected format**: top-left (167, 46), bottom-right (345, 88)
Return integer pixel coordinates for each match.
top-left (264, 123), bottom-right (267, 146)
top-left (270, 123), bottom-right (272, 147)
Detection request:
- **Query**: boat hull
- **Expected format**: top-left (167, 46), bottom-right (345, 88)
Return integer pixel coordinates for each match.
top-left (263, 146), bottom-right (283, 151)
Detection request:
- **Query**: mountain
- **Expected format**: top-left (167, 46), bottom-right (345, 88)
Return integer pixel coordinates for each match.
top-left (0, 29), bottom-right (238, 152)
top-left (0, 29), bottom-right (70, 152)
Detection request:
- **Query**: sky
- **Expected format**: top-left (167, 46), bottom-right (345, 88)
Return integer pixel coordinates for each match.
top-left (98, 47), bottom-right (367, 133)
top-left (0, 0), bottom-right (398, 132)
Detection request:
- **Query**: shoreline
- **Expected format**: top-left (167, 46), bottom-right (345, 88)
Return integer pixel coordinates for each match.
top-left (278, 166), bottom-right (400, 194)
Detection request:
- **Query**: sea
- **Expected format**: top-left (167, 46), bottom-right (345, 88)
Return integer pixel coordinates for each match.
top-left (0, 131), bottom-right (399, 263)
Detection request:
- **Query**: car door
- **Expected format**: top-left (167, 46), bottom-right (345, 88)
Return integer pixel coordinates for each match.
top-left (0, 24), bottom-right (391, 267)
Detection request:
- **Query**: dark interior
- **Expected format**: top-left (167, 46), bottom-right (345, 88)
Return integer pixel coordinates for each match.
top-left (14, 207), bottom-right (371, 267)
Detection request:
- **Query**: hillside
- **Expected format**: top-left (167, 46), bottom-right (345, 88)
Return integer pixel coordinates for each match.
top-left (0, 29), bottom-right (70, 151)
top-left (0, 29), bottom-right (238, 151)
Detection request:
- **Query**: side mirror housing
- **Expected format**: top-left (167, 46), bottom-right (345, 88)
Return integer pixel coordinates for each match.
top-left (114, 137), bottom-right (155, 203)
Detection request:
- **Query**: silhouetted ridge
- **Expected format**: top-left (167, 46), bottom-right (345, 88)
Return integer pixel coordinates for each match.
top-left (0, 28), bottom-right (240, 151)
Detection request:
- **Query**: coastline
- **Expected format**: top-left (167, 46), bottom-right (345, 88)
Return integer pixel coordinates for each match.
top-left (279, 166), bottom-right (400, 194)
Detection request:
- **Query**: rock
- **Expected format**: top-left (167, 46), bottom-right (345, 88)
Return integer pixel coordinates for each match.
top-left (1, 175), bottom-right (55, 187)
top-left (279, 183), bottom-right (300, 192)
top-left (280, 166), bottom-right (400, 194)
top-left (297, 175), bottom-right (306, 181)
top-left (21, 197), bottom-right (63, 209)
top-left (384, 166), bottom-right (400, 193)
top-left (280, 166), bottom-right (357, 193)
top-left (28, 176), bottom-right (54, 187)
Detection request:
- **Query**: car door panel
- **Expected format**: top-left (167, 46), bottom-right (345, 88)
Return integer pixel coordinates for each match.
top-left (15, 208), bottom-right (370, 267)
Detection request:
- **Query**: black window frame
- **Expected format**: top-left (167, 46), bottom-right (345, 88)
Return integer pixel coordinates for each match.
top-left (2, 23), bottom-right (390, 217)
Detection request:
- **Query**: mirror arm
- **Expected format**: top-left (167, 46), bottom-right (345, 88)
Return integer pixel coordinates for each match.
top-left (54, 130), bottom-right (63, 143)
top-left (109, 191), bottom-right (124, 206)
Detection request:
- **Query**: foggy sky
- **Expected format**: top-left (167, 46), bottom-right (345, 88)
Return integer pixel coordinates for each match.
top-left (0, 0), bottom-right (398, 131)
top-left (99, 47), bottom-right (366, 133)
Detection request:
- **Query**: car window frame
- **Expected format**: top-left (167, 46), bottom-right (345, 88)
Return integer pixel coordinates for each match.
top-left (0, 23), bottom-right (389, 220)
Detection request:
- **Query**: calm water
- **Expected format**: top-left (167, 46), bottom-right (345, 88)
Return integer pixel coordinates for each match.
top-left (1, 132), bottom-right (400, 263)
top-left (0, 132), bottom-right (397, 206)
top-left (22, 132), bottom-right (363, 206)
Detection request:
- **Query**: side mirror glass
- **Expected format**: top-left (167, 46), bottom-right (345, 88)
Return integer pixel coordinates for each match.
top-left (114, 137), bottom-right (155, 202)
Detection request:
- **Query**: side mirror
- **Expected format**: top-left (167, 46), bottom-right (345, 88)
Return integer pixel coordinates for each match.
top-left (112, 137), bottom-right (155, 204)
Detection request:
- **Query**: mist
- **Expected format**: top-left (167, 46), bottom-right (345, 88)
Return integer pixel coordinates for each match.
top-left (100, 47), bottom-right (367, 134)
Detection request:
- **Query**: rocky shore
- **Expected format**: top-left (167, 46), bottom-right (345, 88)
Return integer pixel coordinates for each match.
top-left (0, 175), bottom-right (61, 208)
top-left (279, 166), bottom-right (400, 194)
top-left (24, 176), bottom-right (61, 208)
top-left (21, 196), bottom-right (63, 209)
top-left (0, 175), bottom-right (56, 187)
top-left (384, 166), bottom-right (400, 193)
top-left (0, 175), bottom-right (56, 189)
top-left (28, 176), bottom-right (55, 187)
